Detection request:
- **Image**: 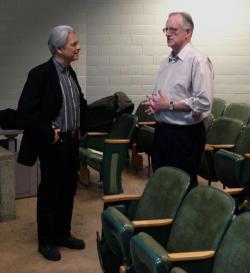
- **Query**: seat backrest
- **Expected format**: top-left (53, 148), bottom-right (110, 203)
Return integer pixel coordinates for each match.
top-left (206, 117), bottom-right (243, 145)
top-left (213, 125), bottom-right (250, 188)
top-left (108, 113), bottom-right (138, 140)
top-left (169, 213), bottom-right (250, 273)
top-left (166, 186), bottom-right (235, 252)
top-left (213, 212), bottom-right (250, 273)
top-left (134, 102), bottom-right (155, 123)
top-left (233, 124), bottom-right (250, 155)
top-left (214, 126), bottom-right (250, 188)
top-left (223, 102), bottom-right (250, 125)
top-left (132, 166), bottom-right (190, 220)
top-left (212, 97), bottom-right (227, 119)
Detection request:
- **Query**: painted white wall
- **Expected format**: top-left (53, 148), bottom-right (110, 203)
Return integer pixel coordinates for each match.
top-left (0, 0), bottom-right (250, 110)
top-left (0, 0), bottom-right (87, 109)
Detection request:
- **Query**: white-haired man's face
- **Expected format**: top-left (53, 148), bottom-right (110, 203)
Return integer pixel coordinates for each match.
top-left (56, 32), bottom-right (80, 66)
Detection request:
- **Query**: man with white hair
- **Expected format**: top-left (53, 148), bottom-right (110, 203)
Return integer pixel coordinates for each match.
top-left (17, 25), bottom-right (88, 261)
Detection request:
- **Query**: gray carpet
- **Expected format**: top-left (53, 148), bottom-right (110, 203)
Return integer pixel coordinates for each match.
top-left (0, 165), bottom-right (149, 273)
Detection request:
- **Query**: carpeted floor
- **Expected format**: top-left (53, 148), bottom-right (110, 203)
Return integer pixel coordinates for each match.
top-left (0, 157), bottom-right (220, 273)
top-left (0, 164), bottom-right (149, 273)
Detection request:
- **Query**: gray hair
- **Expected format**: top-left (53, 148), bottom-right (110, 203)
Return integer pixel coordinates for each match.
top-left (48, 25), bottom-right (74, 56)
top-left (169, 12), bottom-right (194, 31)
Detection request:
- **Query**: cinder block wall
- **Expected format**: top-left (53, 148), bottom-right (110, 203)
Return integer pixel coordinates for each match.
top-left (1, 0), bottom-right (250, 110)
top-left (0, 0), bottom-right (87, 109)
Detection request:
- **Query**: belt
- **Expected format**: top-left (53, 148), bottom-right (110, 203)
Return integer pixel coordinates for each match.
top-left (59, 130), bottom-right (78, 142)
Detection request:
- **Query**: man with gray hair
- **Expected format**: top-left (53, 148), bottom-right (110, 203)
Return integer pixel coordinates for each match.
top-left (145, 12), bottom-right (214, 189)
top-left (17, 25), bottom-right (88, 261)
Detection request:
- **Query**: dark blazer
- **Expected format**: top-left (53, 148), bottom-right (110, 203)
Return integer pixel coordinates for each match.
top-left (17, 58), bottom-right (88, 166)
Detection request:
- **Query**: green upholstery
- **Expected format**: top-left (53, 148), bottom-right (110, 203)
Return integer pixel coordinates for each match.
top-left (131, 125), bottom-right (155, 173)
top-left (215, 125), bottom-right (250, 189)
top-left (169, 212), bottom-right (250, 273)
top-left (131, 102), bottom-right (156, 172)
top-left (199, 117), bottom-right (243, 184)
top-left (135, 125), bottom-right (155, 155)
top-left (130, 186), bottom-right (235, 273)
top-left (134, 102), bottom-right (156, 124)
top-left (101, 166), bottom-right (190, 271)
top-left (223, 102), bottom-right (250, 125)
top-left (212, 97), bottom-right (227, 118)
top-left (206, 97), bottom-right (227, 130)
top-left (79, 113), bottom-right (138, 194)
top-left (213, 213), bottom-right (250, 273)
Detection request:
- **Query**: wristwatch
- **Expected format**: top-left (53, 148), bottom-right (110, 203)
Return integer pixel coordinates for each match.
top-left (169, 101), bottom-right (174, 111)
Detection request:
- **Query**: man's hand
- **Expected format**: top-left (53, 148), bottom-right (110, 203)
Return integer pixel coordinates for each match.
top-left (144, 90), bottom-right (169, 114)
top-left (52, 128), bottom-right (61, 144)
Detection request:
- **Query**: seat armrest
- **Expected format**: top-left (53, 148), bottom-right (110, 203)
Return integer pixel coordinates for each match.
top-left (132, 218), bottom-right (173, 228)
top-left (205, 144), bottom-right (234, 151)
top-left (87, 132), bottom-right (108, 136)
top-left (224, 188), bottom-right (244, 195)
top-left (105, 139), bottom-right (130, 144)
top-left (119, 266), bottom-right (126, 273)
top-left (80, 132), bottom-right (107, 149)
top-left (167, 250), bottom-right (215, 261)
top-left (211, 144), bottom-right (235, 149)
top-left (205, 144), bottom-right (214, 151)
top-left (102, 194), bottom-right (141, 203)
top-left (138, 121), bottom-right (156, 126)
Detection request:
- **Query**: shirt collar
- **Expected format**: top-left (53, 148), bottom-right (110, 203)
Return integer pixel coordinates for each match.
top-left (53, 57), bottom-right (69, 73)
top-left (168, 43), bottom-right (193, 63)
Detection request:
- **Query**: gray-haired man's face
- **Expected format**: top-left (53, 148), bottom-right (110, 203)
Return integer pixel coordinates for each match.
top-left (56, 32), bottom-right (80, 65)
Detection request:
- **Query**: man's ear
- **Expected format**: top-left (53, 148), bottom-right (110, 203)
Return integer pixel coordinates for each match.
top-left (185, 28), bottom-right (192, 40)
top-left (56, 48), bottom-right (62, 54)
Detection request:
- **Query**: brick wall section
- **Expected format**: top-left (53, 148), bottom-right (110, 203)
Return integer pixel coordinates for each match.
top-left (0, 0), bottom-right (250, 110)
top-left (0, 0), bottom-right (87, 109)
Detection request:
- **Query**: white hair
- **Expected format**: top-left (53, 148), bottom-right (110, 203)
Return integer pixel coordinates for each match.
top-left (48, 25), bottom-right (74, 56)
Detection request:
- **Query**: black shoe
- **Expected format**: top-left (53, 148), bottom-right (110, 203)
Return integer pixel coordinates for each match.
top-left (239, 199), bottom-right (250, 212)
top-left (57, 235), bottom-right (85, 250)
top-left (38, 243), bottom-right (61, 261)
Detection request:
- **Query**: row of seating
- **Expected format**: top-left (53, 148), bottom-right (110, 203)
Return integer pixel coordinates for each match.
top-left (131, 212), bottom-right (250, 273)
top-left (131, 98), bottom-right (250, 174)
top-left (198, 102), bottom-right (250, 206)
top-left (79, 113), bottom-right (138, 195)
top-left (131, 99), bottom-right (250, 201)
top-left (210, 98), bottom-right (250, 126)
top-left (78, 97), bottom-right (250, 196)
top-left (96, 166), bottom-right (250, 273)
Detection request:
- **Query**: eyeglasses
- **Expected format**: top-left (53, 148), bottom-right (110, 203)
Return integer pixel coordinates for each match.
top-left (162, 27), bottom-right (178, 35)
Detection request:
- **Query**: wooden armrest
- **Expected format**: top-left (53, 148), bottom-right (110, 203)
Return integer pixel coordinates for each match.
top-left (211, 144), bottom-right (235, 149)
top-left (87, 132), bottom-right (108, 136)
top-left (206, 144), bottom-right (234, 150)
top-left (132, 218), bottom-right (173, 228)
top-left (119, 266), bottom-right (126, 273)
top-left (205, 144), bottom-right (214, 151)
top-left (244, 153), bottom-right (250, 158)
top-left (138, 121), bottom-right (156, 126)
top-left (105, 139), bottom-right (130, 144)
top-left (224, 188), bottom-right (244, 195)
top-left (102, 194), bottom-right (141, 203)
top-left (167, 250), bottom-right (215, 262)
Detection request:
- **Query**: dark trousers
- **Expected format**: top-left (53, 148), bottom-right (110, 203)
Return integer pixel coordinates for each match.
top-left (37, 137), bottom-right (79, 245)
top-left (151, 122), bottom-right (206, 189)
